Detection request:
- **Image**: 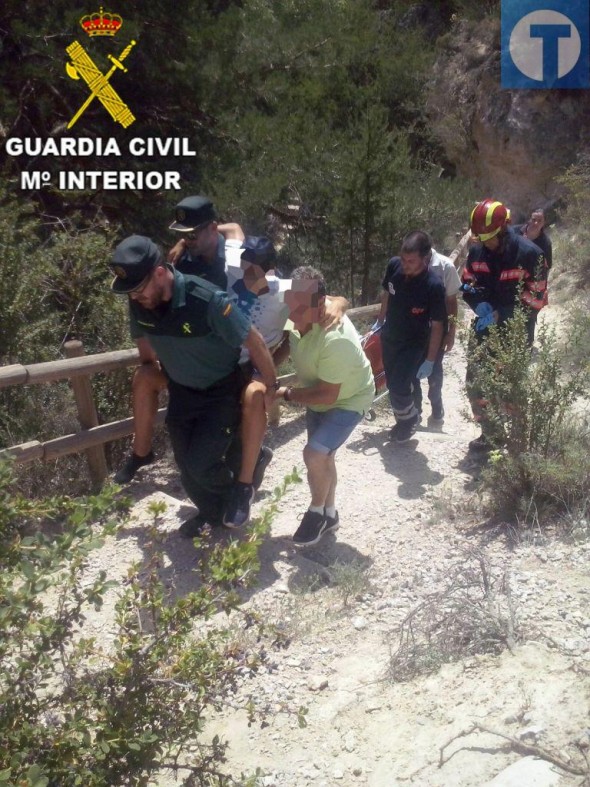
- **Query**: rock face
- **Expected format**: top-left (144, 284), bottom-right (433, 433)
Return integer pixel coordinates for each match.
top-left (426, 17), bottom-right (590, 217)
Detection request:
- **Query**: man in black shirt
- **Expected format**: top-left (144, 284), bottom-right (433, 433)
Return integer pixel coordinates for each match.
top-left (376, 231), bottom-right (446, 443)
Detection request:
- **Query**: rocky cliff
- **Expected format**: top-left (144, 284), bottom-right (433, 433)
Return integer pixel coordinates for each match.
top-left (425, 17), bottom-right (590, 218)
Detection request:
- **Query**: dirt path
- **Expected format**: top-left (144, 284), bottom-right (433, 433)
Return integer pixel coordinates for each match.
top-left (89, 309), bottom-right (590, 786)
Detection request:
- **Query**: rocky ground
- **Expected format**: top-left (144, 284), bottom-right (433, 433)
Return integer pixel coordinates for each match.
top-left (85, 308), bottom-right (590, 787)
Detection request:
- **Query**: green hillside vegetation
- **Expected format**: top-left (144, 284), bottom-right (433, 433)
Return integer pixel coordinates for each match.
top-left (0, 0), bottom-right (476, 478)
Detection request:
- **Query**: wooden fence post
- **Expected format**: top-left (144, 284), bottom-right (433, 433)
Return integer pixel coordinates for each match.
top-left (64, 340), bottom-right (109, 488)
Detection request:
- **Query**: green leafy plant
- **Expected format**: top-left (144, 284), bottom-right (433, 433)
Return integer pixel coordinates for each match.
top-left (467, 311), bottom-right (590, 524)
top-left (0, 462), bottom-right (302, 785)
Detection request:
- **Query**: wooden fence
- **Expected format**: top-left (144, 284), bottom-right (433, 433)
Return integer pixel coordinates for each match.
top-left (0, 231), bottom-right (471, 486)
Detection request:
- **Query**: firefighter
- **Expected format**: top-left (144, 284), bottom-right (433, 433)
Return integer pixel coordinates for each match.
top-left (462, 199), bottom-right (548, 453)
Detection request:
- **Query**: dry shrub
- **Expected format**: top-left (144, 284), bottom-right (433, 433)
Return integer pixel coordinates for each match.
top-left (388, 550), bottom-right (521, 682)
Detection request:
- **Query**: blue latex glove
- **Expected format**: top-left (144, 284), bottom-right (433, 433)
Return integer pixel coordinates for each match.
top-left (475, 302), bottom-right (495, 332)
top-left (416, 359), bottom-right (434, 379)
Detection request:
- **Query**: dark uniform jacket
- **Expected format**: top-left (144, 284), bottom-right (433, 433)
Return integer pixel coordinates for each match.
top-left (129, 267), bottom-right (250, 390)
top-left (461, 228), bottom-right (547, 323)
top-left (381, 258), bottom-right (447, 345)
top-left (176, 234), bottom-right (227, 288)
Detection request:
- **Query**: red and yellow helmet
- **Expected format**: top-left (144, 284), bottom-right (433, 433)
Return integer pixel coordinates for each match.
top-left (470, 199), bottom-right (510, 241)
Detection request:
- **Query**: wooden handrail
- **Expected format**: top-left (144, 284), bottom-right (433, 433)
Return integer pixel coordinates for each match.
top-left (0, 348), bottom-right (139, 390)
top-left (0, 374), bottom-right (298, 469)
top-left (0, 233), bottom-right (471, 483)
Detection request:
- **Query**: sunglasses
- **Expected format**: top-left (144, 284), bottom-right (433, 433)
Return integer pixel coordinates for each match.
top-left (184, 222), bottom-right (212, 240)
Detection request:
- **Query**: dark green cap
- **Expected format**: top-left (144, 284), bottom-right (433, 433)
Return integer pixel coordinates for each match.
top-left (169, 195), bottom-right (216, 232)
top-left (110, 235), bottom-right (162, 294)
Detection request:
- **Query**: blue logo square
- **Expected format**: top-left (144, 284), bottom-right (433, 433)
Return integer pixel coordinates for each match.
top-left (502, 0), bottom-right (589, 88)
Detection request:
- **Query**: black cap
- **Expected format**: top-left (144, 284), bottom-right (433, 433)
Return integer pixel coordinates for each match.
top-left (169, 195), bottom-right (216, 232)
top-left (241, 236), bottom-right (277, 272)
top-left (110, 235), bottom-right (162, 294)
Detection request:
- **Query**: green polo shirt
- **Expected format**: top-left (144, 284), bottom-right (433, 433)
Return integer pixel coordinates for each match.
top-left (289, 315), bottom-right (375, 414)
top-left (129, 268), bottom-right (250, 389)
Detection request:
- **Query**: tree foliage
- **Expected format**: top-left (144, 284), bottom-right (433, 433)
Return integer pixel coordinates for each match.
top-left (1, 0), bottom-right (474, 287)
top-left (0, 0), bottom-right (476, 460)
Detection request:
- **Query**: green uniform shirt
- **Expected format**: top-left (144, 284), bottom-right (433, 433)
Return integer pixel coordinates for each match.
top-left (129, 267), bottom-right (250, 389)
top-left (289, 315), bottom-right (375, 414)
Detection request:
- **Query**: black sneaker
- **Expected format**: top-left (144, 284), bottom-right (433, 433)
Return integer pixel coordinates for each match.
top-left (178, 515), bottom-right (212, 539)
top-left (324, 510), bottom-right (340, 533)
top-left (223, 483), bottom-right (255, 529)
top-left (292, 511), bottom-right (329, 547)
top-left (114, 451), bottom-right (155, 484)
top-left (389, 415), bottom-right (418, 444)
top-left (468, 433), bottom-right (493, 453)
top-left (430, 404), bottom-right (445, 423)
top-left (252, 446), bottom-right (274, 490)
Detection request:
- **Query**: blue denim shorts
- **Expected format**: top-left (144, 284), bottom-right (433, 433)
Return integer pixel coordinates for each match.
top-left (306, 408), bottom-right (363, 455)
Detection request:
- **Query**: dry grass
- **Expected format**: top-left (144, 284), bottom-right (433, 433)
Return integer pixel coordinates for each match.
top-left (388, 549), bottom-right (521, 682)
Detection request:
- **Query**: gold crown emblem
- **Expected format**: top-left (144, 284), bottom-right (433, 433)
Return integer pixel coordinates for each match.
top-left (79, 6), bottom-right (123, 37)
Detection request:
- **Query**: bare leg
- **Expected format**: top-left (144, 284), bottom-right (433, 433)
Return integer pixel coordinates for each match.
top-left (324, 454), bottom-right (337, 510)
top-left (303, 445), bottom-right (336, 508)
top-left (238, 379), bottom-right (267, 483)
top-left (132, 364), bottom-right (166, 456)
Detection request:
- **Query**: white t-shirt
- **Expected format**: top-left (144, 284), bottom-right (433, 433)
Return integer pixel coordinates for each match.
top-left (429, 248), bottom-right (461, 297)
top-left (224, 240), bottom-right (290, 360)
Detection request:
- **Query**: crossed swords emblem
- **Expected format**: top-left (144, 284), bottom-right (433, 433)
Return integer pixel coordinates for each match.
top-left (66, 39), bottom-right (136, 128)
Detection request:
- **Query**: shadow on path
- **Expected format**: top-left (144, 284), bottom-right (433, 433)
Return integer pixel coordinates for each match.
top-left (347, 429), bottom-right (444, 499)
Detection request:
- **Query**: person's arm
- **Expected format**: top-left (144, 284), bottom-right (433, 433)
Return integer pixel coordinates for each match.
top-left (217, 222), bottom-right (245, 242)
top-left (461, 252), bottom-right (492, 313)
top-left (136, 336), bottom-right (158, 364)
top-left (270, 331), bottom-right (291, 368)
top-left (443, 294), bottom-right (458, 351)
top-left (320, 295), bottom-right (349, 330)
top-left (167, 238), bottom-right (186, 265)
top-left (521, 249), bottom-right (548, 312)
top-left (242, 327), bottom-right (277, 389)
top-left (376, 290), bottom-right (388, 324)
top-left (426, 320), bottom-right (444, 362)
top-left (277, 379), bottom-right (341, 407)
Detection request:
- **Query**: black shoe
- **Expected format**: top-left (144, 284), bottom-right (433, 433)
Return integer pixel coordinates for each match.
top-left (114, 451), bottom-right (155, 484)
top-left (252, 446), bottom-right (274, 490)
top-left (178, 515), bottom-right (212, 539)
top-left (430, 404), bottom-right (445, 423)
top-left (468, 433), bottom-right (493, 453)
top-left (389, 415), bottom-right (418, 444)
top-left (223, 482), bottom-right (255, 529)
top-left (324, 510), bottom-right (340, 533)
top-left (293, 511), bottom-right (329, 547)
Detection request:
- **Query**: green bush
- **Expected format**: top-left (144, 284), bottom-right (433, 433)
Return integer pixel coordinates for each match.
top-left (468, 311), bottom-right (590, 524)
top-left (0, 461), bottom-right (302, 785)
top-left (0, 194), bottom-right (135, 485)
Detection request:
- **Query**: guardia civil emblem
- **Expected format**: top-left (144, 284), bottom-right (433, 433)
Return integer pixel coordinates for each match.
top-left (65, 6), bottom-right (136, 129)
